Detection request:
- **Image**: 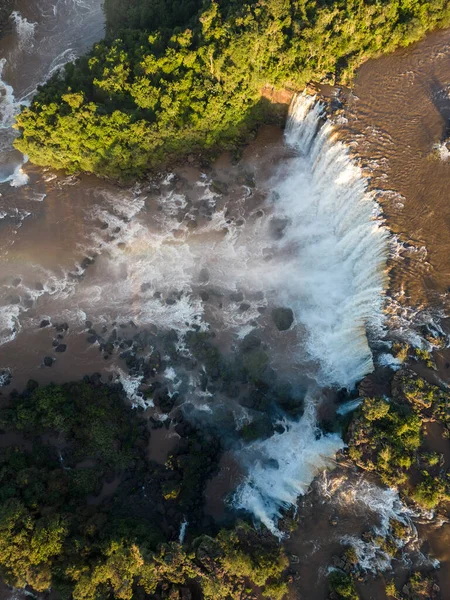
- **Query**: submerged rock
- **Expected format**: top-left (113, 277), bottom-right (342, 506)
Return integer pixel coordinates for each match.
top-left (55, 344), bottom-right (67, 353)
top-left (271, 307), bottom-right (294, 331)
top-left (240, 331), bottom-right (261, 352)
top-left (198, 267), bottom-right (210, 284)
top-left (43, 356), bottom-right (54, 367)
top-left (211, 180), bottom-right (229, 195)
top-left (229, 291), bottom-right (244, 302)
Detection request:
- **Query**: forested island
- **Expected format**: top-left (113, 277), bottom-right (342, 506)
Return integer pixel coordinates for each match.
top-left (13, 0), bottom-right (450, 178)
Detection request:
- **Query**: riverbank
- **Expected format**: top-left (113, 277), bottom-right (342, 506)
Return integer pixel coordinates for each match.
top-left (13, 0), bottom-right (450, 180)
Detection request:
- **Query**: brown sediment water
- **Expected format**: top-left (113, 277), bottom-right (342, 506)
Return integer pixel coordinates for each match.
top-left (344, 28), bottom-right (450, 592)
top-left (204, 451), bottom-right (243, 521)
top-left (147, 425), bottom-right (180, 465)
top-left (342, 27), bottom-right (450, 313)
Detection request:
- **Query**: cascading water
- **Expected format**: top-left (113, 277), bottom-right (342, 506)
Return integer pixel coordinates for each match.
top-left (10, 11), bottom-right (37, 50)
top-left (233, 393), bottom-right (344, 535)
top-left (269, 93), bottom-right (390, 389)
top-left (233, 93), bottom-right (390, 533)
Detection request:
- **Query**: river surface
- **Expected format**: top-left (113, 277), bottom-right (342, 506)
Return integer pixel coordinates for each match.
top-left (0, 2), bottom-right (450, 598)
top-left (344, 27), bottom-right (450, 332)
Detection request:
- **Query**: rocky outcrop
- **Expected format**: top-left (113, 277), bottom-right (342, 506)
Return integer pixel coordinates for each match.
top-left (271, 307), bottom-right (294, 331)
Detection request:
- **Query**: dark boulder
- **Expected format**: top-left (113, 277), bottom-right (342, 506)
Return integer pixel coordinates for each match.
top-left (229, 291), bottom-right (244, 302)
top-left (55, 344), bottom-right (67, 353)
top-left (198, 268), bottom-right (210, 284)
top-left (39, 319), bottom-right (51, 328)
top-left (240, 331), bottom-right (261, 352)
top-left (80, 256), bottom-right (94, 269)
top-left (271, 307), bottom-right (294, 331)
top-left (269, 216), bottom-right (290, 239)
top-left (43, 356), bottom-right (54, 367)
top-left (240, 415), bottom-right (274, 442)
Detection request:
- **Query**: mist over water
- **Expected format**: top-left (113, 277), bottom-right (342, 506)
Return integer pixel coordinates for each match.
top-left (0, 0), bottom-right (422, 541)
top-left (232, 94), bottom-right (389, 532)
top-left (269, 94), bottom-right (389, 388)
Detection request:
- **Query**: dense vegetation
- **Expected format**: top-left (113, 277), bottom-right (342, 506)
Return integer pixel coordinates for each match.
top-left (14, 0), bottom-right (450, 178)
top-left (347, 369), bottom-right (450, 509)
top-left (0, 379), bottom-right (288, 598)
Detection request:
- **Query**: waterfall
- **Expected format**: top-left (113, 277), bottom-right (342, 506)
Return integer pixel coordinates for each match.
top-left (267, 93), bottom-right (390, 388)
top-left (233, 392), bottom-right (344, 536)
top-left (233, 93), bottom-right (390, 533)
top-left (178, 519), bottom-right (188, 544)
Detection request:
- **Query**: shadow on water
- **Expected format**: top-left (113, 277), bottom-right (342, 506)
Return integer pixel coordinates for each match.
top-left (428, 75), bottom-right (450, 141)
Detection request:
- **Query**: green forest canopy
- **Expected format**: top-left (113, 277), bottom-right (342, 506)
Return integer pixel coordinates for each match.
top-left (14, 0), bottom-right (450, 179)
top-left (0, 380), bottom-right (288, 599)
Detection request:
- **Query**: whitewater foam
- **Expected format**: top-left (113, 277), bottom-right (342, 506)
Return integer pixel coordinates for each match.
top-left (232, 93), bottom-right (389, 532)
top-left (0, 58), bottom-right (21, 138)
top-left (111, 367), bottom-right (149, 408)
top-left (435, 140), bottom-right (450, 161)
top-left (11, 12), bottom-right (37, 51)
top-left (233, 394), bottom-right (344, 536)
top-left (0, 368), bottom-right (12, 386)
top-left (268, 93), bottom-right (389, 388)
top-left (339, 481), bottom-right (421, 572)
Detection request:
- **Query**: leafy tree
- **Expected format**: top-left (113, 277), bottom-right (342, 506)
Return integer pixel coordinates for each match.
top-left (14, 0), bottom-right (450, 179)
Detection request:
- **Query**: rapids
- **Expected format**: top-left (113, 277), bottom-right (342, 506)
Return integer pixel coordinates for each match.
top-left (232, 94), bottom-right (389, 532)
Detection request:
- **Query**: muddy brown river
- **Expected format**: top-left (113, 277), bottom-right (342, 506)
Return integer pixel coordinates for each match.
top-left (345, 27), bottom-right (450, 311)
